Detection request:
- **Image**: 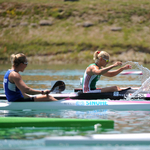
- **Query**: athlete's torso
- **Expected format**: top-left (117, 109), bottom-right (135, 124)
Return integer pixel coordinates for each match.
top-left (82, 63), bottom-right (101, 93)
top-left (3, 70), bottom-right (23, 102)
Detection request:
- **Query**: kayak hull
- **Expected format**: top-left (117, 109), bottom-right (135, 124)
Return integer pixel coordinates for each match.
top-left (45, 133), bottom-right (150, 145)
top-left (0, 100), bottom-right (150, 111)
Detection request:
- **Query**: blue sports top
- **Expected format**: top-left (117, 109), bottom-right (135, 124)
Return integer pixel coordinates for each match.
top-left (3, 70), bottom-right (24, 102)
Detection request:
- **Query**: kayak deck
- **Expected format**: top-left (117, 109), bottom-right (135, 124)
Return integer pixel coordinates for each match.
top-left (0, 88), bottom-right (150, 100)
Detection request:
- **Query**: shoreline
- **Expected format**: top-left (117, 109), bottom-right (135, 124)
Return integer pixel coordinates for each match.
top-left (1, 49), bottom-right (148, 65)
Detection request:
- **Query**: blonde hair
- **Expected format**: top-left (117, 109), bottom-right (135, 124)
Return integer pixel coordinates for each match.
top-left (10, 53), bottom-right (27, 67)
top-left (93, 50), bottom-right (110, 63)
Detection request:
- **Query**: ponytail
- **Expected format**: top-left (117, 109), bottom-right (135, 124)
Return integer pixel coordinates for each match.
top-left (93, 50), bottom-right (110, 63)
top-left (10, 53), bottom-right (27, 67)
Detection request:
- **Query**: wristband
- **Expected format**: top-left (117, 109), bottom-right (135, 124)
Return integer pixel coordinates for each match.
top-left (41, 91), bottom-right (44, 94)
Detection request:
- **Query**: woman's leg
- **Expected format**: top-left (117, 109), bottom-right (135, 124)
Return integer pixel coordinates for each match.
top-left (101, 86), bottom-right (121, 93)
top-left (34, 95), bottom-right (57, 101)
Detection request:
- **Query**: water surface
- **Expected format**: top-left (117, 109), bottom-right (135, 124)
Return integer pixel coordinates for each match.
top-left (0, 64), bottom-right (149, 149)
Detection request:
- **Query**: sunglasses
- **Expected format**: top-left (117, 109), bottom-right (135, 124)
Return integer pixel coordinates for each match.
top-left (23, 62), bottom-right (28, 65)
top-left (102, 57), bottom-right (109, 63)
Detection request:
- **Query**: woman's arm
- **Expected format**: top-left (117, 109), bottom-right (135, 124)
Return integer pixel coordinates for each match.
top-left (103, 64), bottom-right (132, 77)
top-left (10, 72), bottom-right (44, 97)
top-left (88, 62), bottom-right (122, 76)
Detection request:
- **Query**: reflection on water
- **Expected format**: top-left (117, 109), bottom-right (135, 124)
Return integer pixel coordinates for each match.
top-left (0, 109), bottom-right (150, 135)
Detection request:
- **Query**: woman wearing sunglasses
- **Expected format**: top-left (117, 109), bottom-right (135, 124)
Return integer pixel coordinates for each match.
top-left (3, 53), bottom-right (57, 102)
top-left (82, 50), bottom-right (131, 93)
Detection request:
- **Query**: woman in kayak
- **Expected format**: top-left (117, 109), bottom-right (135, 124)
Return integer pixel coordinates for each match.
top-left (82, 50), bottom-right (132, 93)
top-left (3, 53), bottom-right (57, 102)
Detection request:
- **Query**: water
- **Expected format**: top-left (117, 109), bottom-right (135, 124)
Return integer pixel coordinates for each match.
top-left (122, 61), bottom-right (150, 84)
top-left (0, 64), bottom-right (150, 149)
top-left (122, 61), bottom-right (150, 99)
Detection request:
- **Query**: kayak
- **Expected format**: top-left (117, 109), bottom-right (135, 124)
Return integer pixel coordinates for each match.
top-left (0, 88), bottom-right (150, 100)
top-left (0, 100), bottom-right (150, 111)
top-left (0, 117), bottom-right (114, 128)
top-left (45, 133), bottom-right (150, 145)
top-left (71, 88), bottom-right (150, 100)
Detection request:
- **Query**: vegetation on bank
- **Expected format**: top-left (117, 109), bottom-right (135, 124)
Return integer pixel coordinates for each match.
top-left (0, 0), bottom-right (150, 64)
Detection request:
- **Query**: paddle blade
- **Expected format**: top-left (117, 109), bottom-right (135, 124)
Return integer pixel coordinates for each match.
top-left (50, 80), bottom-right (65, 93)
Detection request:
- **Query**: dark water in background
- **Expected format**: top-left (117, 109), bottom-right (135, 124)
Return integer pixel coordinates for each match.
top-left (0, 64), bottom-right (150, 149)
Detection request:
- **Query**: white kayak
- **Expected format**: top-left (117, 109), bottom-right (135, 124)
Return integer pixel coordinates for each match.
top-left (45, 133), bottom-right (150, 145)
top-left (0, 100), bottom-right (150, 111)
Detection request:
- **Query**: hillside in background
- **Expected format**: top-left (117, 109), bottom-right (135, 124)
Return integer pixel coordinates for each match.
top-left (0, 0), bottom-right (150, 64)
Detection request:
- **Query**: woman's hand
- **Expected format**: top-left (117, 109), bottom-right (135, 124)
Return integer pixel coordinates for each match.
top-left (42, 90), bottom-right (50, 95)
top-left (113, 61), bottom-right (122, 67)
top-left (122, 64), bottom-right (132, 70)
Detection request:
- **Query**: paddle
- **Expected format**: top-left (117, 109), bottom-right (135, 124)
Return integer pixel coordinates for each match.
top-left (0, 80), bottom-right (66, 100)
top-left (50, 80), bottom-right (65, 93)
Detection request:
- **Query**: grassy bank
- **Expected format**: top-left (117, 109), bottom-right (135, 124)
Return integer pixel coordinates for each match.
top-left (0, 0), bottom-right (150, 64)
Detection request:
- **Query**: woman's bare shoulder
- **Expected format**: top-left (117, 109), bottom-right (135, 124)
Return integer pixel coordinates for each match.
top-left (10, 71), bottom-right (21, 79)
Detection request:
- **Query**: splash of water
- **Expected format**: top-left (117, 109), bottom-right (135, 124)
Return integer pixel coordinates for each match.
top-left (122, 61), bottom-right (150, 84)
top-left (122, 61), bottom-right (150, 100)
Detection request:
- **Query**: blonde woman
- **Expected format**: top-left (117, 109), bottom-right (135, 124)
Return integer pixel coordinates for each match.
top-left (82, 50), bottom-right (131, 93)
top-left (3, 53), bottom-right (57, 102)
